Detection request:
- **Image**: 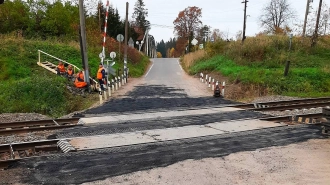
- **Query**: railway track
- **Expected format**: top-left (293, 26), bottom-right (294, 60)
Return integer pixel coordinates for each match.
top-left (234, 97), bottom-right (330, 111)
top-left (0, 139), bottom-right (60, 169)
top-left (0, 118), bottom-right (82, 136)
top-left (1, 108), bottom-right (329, 169)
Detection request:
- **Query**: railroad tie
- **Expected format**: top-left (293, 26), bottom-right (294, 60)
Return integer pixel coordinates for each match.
top-left (57, 140), bottom-right (76, 153)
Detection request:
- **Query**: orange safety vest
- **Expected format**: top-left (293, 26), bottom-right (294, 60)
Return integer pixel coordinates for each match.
top-left (97, 67), bottom-right (104, 80)
top-left (58, 64), bottom-right (66, 73)
top-left (67, 69), bottom-right (74, 76)
top-left (74, 72), bottom-right (87, 88)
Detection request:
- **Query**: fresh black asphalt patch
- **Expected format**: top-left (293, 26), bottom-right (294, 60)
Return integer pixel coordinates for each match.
top-left (18, 125), bottom-right (327, 185)
top-left (53, 110), bottom-right (265, 139)
top-left (83, 85), bottom-right (236, 114)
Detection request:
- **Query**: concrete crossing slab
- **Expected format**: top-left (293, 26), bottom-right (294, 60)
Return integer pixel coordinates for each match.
top-left (80, 107), bottom-right (243, 125)
top-left (69, 119), bottom-right (281, 151)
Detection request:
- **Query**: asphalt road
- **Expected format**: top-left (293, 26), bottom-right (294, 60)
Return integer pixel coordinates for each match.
top-left (6, 58), bottom-right (328, 184)
top-left (84, 58), bottom-right (234, 115)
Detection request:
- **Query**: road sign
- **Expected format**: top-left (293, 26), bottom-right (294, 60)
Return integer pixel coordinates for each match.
top-left (110, 52), bottom-right (116, 59)
top-left (108, 66), bottom-right (116, 76)
top-left (116, 34), bottom-right (124, 42)
top-left (128, 37), bottom-right (134, 47)
top-left (99, 52), bottom-right (105, 59)
top-left (191, 38), bottom-right (198, 46)
top-left (199, 44), bottom-right (204, 49)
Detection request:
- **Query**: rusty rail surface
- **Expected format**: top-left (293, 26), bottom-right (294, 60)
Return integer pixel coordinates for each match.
top-left (0, 139), bottom-right (60, 169)
top-left (0, 118), bottom-right (81, 136)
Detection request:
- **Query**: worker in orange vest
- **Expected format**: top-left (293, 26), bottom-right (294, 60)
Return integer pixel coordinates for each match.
top-left (57, 61), bottom-right (66, 75)
top-left (67, 65), bottom-right (74, 81)
top-left (97, 63), bottom-right (106, 91)
top-left (74, 68), bottom-right (87, 88)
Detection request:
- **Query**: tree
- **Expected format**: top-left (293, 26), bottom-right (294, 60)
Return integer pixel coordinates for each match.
top-left (132, 0), bottom-right (150, 33)
top-left (157, 52), bottom-right (162, 58)
top-left (305, 2), bottom-right (329, 36)
top-left (259, 0), bottom-right (296, 34)
top-left (173, 6), bottom-right (202, 39)
top-left (0, 0), bottom-right (30, 34)
top-left (156, 39), bottom-right (166, 58)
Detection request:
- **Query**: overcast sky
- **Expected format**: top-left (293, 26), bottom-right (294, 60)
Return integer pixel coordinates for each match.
top-left (103, 0), bottom-right (323, 42)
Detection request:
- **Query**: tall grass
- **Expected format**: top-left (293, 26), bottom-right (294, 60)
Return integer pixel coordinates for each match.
top-left (0, 34), bottom-right (150, 116)
top-left (188, 34), bottom-right (330, 97)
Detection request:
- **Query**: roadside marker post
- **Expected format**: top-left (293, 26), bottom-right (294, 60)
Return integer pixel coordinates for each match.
top-left (115, 77), bottom-right (118, 90)
top-left (118, 76), bottom-right (121, 88)
top-left (108, 81), bottom-right (111, 97)
top-left (222, 81), bottom-right (226, 97)
top-left (98, 87), bottom-right (103, 104)
top-left (205, 75), bottom-right (208, 85)
top-left (111, 79), bottom-right (115, 93)
top-left (201, 73), bottom-right (204, 83)
top-left (208, 77), bottom-right (211, 88)
top-left (212, 79), bottom-right (215, 90)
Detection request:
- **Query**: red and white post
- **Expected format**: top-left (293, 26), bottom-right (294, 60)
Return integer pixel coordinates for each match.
top-left (208, 77), bottom-right (211, 88)
top-left (101, 0), bottom-right (110, 66)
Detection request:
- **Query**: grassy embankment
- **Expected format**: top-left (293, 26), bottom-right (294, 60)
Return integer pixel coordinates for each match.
top-left (0, 34), bottom-right (149, 117)
top-left (183, 35), bottom-right (330, 99)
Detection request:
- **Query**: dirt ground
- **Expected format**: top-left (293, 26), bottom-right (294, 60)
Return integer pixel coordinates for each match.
top-left (82, 139), bottom-right (330, 185)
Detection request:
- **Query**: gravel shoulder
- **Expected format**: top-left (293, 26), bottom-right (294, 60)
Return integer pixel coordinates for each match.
top-left (83, 138), bottom-right (330, 185)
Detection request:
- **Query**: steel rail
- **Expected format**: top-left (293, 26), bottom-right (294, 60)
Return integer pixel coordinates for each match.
top-left (234, 97), bottom-right (330, 109)
top-left (0, 118), bottom-right (81, 136)
top-left (260, 113), bottom-right (324, 122)
top-left (0, 118), bottom-right (80, 129)
top-left (0, 139), bottom-right (60, 169)
top-left (251, 102), bottom-right (330, 111)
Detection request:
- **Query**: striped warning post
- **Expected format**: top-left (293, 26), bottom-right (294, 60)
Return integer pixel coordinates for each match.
top-left (100, 0), bottom-right (110, 65)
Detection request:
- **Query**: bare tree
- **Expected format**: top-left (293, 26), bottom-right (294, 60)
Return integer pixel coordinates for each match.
top-left (305, 3), bottom-right (329, 36)
top-left (259, 0), bottom-right (296, 34)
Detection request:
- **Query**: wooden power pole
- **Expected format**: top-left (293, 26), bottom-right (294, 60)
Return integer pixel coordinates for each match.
top-left (303, 0), bottom-right (313, 37)
top-left (242, 0), bottom-right (248, 43)
top-left (312, 0), bottom-right (323, 46)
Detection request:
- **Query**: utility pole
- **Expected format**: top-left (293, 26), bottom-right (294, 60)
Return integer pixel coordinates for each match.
top-left (124, 2), bottom-right (128, 81)
top-left (312, 0), bottom-right (323, 47)
top-left (242, 0), bottom-right (248, 43)
top-left (303, 0), bottom-right (313, 37)
top-left (78, 0), bottom-right (90, 86)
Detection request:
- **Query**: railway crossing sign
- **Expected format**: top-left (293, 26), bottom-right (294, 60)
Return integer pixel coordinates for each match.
top-left (99, 52), bottom-right (105, 59)
top-left (116, 34), bottom-right (124, 42)
top-left (108, 66), bottom-right (116, 76)
top-left (110, 52), bottom-right (116, 59)
top-left (128, 38), bottom-right (134, 48)
top-left (191, 38), bottom-right (198, 46)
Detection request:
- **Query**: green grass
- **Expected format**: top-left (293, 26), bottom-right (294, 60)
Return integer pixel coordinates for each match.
top-left (0, 35), bottom-right (149, 117)
top-left (189, 55), bottom-right (330, 97)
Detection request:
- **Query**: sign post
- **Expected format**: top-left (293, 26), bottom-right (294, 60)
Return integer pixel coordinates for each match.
top-left (191, 38), bottom-right (198, 52)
